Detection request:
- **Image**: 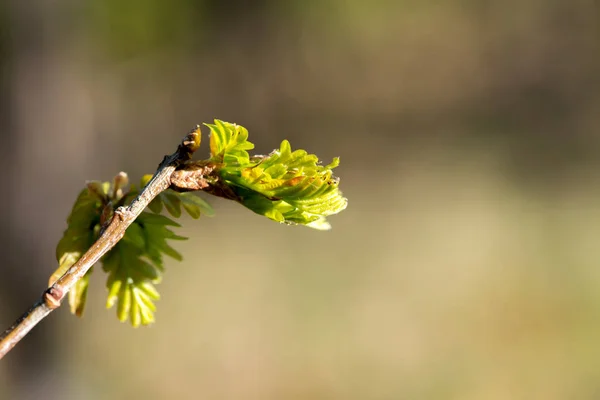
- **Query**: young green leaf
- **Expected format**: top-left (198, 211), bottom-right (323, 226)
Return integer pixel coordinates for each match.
top-left (136, 212), bottom-right (186, 269)
top-left (205, 119), bottom-right (255, 165)
top-left (53, 173), bottom-right (197, 326)
top-left (217, 139), bottom-right (347, 229)
top-left (103, 241), bottom-right (162, 327)
top-left (69, 268), bottom-right (92, 317)
top-left (51, 189), bottom-right (102, 286)
top-left (101, 211), bottom-right (188, 326)
top-left (178, 192), bottom-right (215, 218)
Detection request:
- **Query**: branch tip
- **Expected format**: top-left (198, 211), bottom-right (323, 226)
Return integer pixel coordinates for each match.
top-left (180, 126), bottom-right (202, 156)
top-left (0, 129), bottom-right (197, 360)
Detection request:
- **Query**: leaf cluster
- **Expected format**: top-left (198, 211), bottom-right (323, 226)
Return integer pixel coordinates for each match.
top-left (53, 174), bottom-right (213, 326)
top-left (53, 119), bottom-right (347, 327)
top-left (205, 120), bottom-right (348, 230)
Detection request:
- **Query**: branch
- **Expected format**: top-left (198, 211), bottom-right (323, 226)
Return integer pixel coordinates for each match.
top-left (169, 160), bottom-right (239, 200)
top-left (0, 127), bottom-right (202, 360)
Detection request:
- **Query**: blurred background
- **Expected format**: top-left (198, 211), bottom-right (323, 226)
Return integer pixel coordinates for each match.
top-left (0, 0), bottom-right (599, 399)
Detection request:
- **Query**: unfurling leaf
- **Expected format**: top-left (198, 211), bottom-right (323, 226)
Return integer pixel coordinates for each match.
top-left (217, 137), bottom-right (348, 229)
top-left (206, 119), bottom-right (254, 165)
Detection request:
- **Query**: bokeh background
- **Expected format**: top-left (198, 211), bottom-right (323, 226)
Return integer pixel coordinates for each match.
top-left (0, 1), bottom-right (599, 399)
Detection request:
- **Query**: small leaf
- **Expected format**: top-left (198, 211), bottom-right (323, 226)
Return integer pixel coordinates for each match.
top-left (69, 267), bottom-right (92, 316)
top-left (138, 212), bottom-right (181, 227)
top-left (106, 274), bottom-right (121, 308)
top-left (205, 119), bottom-right (254, 165)
top-left (148, 197), bottom-right (163, 214)
top-left (86, 181), bottom-right (109, 203)
top-left (306, 218), bottom-right (332, 231)
top-left (117, 283), bottom-right (131, 322)
top-left (102, 241), bottom-right (165, 327)
top-left (146, 186), bottom-right (214, 220)
top-left (122, 222), bottom-right (146, 250)
top-left (179, 192), bottom-right (215, 218)
top-left (138, 281), bottom-right (160, 300)
top-left (162, 191), bottom-right (182, 218)
top-left (51, 188), bottom-right (101, 290)
top-left (101, 209), bottom-right (186, 326)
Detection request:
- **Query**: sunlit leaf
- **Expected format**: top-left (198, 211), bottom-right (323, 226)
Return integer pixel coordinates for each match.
top-left (205, 119), bottom-right (254, 165)
top-left (54, 175), bottom-right (192, 326)
top-left (102, 241), bottom-right (163, 327)
top-left (218, 138), bottom-right (347, 229)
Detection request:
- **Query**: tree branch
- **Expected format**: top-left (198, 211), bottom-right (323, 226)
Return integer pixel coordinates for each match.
top-left (0, 127), bottom-right (202, 360)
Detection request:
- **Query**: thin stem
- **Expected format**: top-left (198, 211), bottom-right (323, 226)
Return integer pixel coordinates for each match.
top-left (0, 127), bottom-right (202, 360)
